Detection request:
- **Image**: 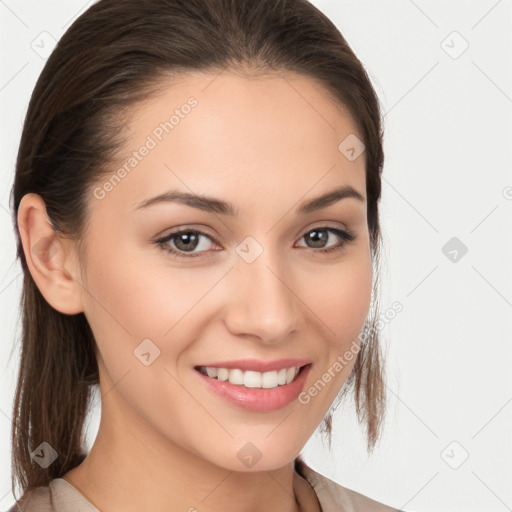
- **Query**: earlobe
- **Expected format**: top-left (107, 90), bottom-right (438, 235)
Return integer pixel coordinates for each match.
top-left (17, 193), bottom-right (85, 315)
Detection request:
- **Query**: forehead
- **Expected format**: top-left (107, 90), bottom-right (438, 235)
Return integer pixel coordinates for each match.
top-left (94, 69), bottom-right (366, 215)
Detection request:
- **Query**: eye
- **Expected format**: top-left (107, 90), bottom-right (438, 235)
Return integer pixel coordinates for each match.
top-left (155, 226), bottom-right (355, 259)
top-left (155, 229), bottom-right (218, 258)
top-left (295, 226), bottom-right (355, 254)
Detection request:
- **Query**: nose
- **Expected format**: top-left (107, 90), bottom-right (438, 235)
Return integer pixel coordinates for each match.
top-left (223, 252), bottom-right (304, 345)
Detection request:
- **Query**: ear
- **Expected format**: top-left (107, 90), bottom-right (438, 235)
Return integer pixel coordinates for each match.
top-left (17, 193), bottom-right (84, 315)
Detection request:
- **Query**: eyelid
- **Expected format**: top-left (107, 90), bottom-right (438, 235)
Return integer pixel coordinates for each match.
top-left (154, 222), bottom-right (356, 259)
top-left (156, 220), bottom-right (348, 241)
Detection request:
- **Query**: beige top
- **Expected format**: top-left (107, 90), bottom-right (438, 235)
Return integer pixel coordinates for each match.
top-left (7, 458), bottom-right (402, 512)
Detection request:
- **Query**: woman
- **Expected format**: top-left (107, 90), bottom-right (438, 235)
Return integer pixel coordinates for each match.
top-left (8, 0), bottom-right (400, 510)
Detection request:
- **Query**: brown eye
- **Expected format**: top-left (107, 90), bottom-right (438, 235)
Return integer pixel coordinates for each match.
top-left (156, 229), bottom-right (217, 258)
top-left (155, 226), bottom-right (355, 259)
top-left (296, 227), bottom-right (355, 253)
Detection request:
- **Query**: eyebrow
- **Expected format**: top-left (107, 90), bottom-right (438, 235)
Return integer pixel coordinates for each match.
top-left (133, 184), bottom-right (365, 216)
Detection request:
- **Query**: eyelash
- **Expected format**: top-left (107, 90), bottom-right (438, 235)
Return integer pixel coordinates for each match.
top-left (155, 226), bottom-right (355, 259)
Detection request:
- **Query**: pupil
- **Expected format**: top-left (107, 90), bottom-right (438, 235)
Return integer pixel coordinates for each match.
top-left (308, 229), bottom-right (326, 248)
top-left (177, 232), bottom-right (197, 251)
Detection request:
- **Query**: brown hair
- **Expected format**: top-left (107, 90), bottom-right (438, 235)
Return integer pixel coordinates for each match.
top-left (9, 0), bottom-right (386, 500)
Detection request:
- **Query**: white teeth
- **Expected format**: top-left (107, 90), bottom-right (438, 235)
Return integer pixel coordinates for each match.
top-left (228, 369), bottom-right (244, 385)
top-left (217, 368), bottom-right (229, 381)
top-left (201, 365), bottom-right (302, 388)
top-left (206, 367), bottom-right (218, 378)
top-left (244, 371), bottom-right (262, 388)
top-left (261, 370), bottom-right (277, 388)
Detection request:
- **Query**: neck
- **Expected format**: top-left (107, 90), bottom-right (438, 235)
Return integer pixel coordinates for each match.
top-left (62, 393), bottom-right (320, 512)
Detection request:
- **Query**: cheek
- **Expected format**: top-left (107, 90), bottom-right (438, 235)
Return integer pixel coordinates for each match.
top-left (80, 244), bottom-right (211, 420)
top-left (293, 251), bottom-right (373, 426)
top-left (80, 239), bottom-right (219, 363)
top-left (307, 251), bottom-right (373, 347)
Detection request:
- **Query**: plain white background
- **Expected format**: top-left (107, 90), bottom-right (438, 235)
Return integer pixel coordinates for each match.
top-left (1, 1), bottom-right (511, 511)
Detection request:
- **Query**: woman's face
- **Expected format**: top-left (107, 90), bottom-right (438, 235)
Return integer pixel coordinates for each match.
top-left (77, 69), bottom-right (372, 471)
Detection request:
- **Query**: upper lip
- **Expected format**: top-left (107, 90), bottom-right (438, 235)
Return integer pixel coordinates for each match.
top-left (195, 358), bottom-right (311, 373)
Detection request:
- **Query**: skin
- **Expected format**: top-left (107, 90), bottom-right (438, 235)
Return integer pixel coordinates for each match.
top-left (18, 69), bottom-right (372, 512)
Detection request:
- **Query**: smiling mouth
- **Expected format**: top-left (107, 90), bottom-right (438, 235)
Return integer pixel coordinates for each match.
top-left (194, 364), bottom-right (310, 389)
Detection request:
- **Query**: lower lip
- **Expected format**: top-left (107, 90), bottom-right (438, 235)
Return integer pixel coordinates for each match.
top-left (195, 364), bottom-right (312, 412)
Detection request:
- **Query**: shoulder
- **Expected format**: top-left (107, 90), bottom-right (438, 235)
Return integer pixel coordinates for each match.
top-left (6, 478), bottom-right (99, 512)
top-left (6, 484), bottom-right (52, 512)
top-left (295, 457), bottom-right (404, 512)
